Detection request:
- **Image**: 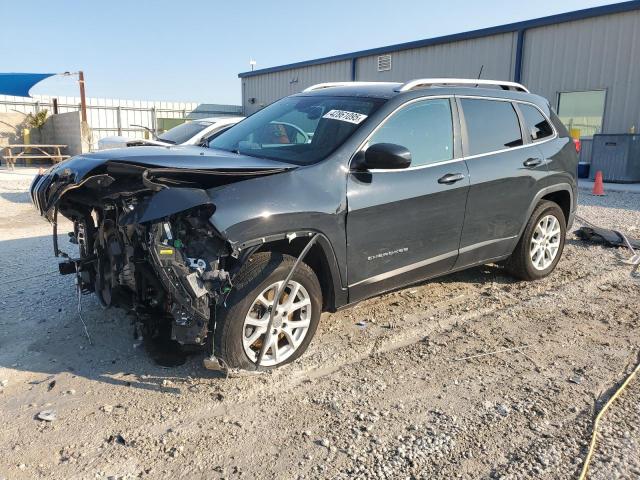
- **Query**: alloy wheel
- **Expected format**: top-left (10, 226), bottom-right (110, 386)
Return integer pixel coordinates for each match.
top-left (530, 214), bottom-right (562, 271)
top-left (242, 280), bottom-right (312, 366)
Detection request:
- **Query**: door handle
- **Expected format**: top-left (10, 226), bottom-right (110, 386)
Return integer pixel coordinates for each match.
top-left (523, 157), bottom-right (543, 167)
top-left (438, 173), bottom-right (465, 184)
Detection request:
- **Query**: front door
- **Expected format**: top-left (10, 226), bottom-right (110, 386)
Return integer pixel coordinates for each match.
top-left (346, 98), bottom-right (469, 301)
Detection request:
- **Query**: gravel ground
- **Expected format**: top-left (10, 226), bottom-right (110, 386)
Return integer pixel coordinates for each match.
top-left (0, 167), bottom-right (638, 479)
top-left (588, 370), bottom-right (640, 480)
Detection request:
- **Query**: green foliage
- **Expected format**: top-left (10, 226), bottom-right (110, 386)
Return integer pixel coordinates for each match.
top-left (25, 109), bottom-right (49, 129)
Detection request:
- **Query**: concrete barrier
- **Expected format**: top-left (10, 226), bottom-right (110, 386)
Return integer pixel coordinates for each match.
top-left (37, 111), bottom-right (89, 157)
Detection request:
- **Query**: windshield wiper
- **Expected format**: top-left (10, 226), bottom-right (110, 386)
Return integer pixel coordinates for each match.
top-left (206, 145), bottom-right (240, 154)
top-left (130, 124), bottom-right (159, 140)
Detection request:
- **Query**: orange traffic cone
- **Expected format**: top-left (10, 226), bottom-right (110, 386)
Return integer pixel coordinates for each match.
top-left (592, 170), bottom-right (605, 196)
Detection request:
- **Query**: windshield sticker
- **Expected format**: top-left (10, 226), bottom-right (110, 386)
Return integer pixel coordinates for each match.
top-left (322, 109), bottom-right (368, 124)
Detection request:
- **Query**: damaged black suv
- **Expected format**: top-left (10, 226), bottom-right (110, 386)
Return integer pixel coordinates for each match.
top-left (31, 79), bottom-right (578, 370)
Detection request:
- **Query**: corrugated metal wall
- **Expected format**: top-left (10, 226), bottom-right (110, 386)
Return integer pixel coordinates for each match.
top-left (242, 60), bottom-right (351, 115)
top-left (241, 34), bottom-right (517, 115)
top-left (355, 33), bottom-right (517, 82)
top-left (241, 9), bottom-right (640, 134)
top-left (521, 10), bottom-right (640, 134)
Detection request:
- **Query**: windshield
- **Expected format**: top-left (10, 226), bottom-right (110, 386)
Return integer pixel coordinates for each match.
top-left (208, 96), bottom-right (384, 164)
top-left (158, 121), bottom-right (212, 144)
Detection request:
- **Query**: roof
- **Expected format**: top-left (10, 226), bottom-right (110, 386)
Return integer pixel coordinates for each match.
top-left (296, 83), bottom-right (402, 98)
top-left (192, 116), bottom-right (245, 123)
top-left (238, 1), bottom-right (640, 78)
top-left (295, 83), bottom-right (544, 106)
top-left (185, 103), bottom-right (243, 119)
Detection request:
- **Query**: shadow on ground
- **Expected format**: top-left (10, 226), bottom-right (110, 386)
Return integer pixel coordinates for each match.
top-left (0, 231), bottom-right (526, 392)
top-left (0, 191), bottom-right (31, 204)
top-left (0, 233), bottom-right (226, 397)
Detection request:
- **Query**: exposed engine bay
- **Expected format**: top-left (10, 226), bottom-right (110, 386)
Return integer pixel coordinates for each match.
top-left (68, 205), bottom-right (232, 346)
top-left (31, 152), bottom-right (293, 350)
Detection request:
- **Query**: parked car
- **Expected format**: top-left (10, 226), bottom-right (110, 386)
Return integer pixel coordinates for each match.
top-left (97, 116), bottom-right (244, 150)
top-left (31, 79), bottom-right (578, 371)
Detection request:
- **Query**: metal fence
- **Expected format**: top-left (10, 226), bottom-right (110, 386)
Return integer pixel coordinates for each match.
top-left (0, 94), bottom-right (242, 150)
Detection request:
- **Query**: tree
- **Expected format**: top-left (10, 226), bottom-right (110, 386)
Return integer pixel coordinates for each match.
top-left (24, 109), bottom-right (49, 129)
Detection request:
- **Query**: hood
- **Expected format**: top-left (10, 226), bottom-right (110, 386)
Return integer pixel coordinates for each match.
top-left (78, 145), bottom-right (293, 171)
top-left (125, 138), bottom-right (173, 147)
top-left (98, 137), bottom-right (173, 150)
top-left (30, 146), bottom-right (296, 220)
top-left (42, 145), bottom-right (296, 183)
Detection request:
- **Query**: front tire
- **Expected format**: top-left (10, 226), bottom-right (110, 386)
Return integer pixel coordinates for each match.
top-left (505, 200), bottom-right (566, 280)
top-left (212, 252), bottom-right (322, 370)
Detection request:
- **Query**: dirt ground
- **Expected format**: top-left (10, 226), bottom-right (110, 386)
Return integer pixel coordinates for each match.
top-left (0, 167), bottom-right (638, 480)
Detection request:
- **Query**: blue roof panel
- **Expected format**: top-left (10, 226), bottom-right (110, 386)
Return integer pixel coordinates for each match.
top-left (0, 72), bottom-right (56, 97)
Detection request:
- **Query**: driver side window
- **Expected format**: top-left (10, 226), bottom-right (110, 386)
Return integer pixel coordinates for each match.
top-left (368, 98), bottom-right (454, 167)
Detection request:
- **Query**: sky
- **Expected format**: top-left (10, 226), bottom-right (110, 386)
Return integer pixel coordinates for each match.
top-left (0, 0), bottom-right (624, 105)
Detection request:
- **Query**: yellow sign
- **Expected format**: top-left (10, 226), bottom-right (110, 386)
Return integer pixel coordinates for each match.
top-left (570, 128), bottom-right (581, 140)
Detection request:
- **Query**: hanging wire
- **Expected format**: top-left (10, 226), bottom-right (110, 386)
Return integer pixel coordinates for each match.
top-left (75, 262), bottom-right (92, 345)
top-left (0, 269), bottom-right (60, 287)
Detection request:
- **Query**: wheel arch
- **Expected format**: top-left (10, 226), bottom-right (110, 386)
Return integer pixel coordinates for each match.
top-left (540, 190), bottom-right (571, 226)
top-left (518, 183), bottom-right (574, 239)
top-left (246, 232), bottom-right (347, 312)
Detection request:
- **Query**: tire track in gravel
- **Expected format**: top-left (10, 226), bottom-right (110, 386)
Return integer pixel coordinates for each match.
top-left (269, 257), bottom-right (622, 386)
top-left (264, 264), bottom-right (636, 479)
top-left (124, 249), bottom-right (638, 479)
top-left (145, 246), bottom-right (628, 439)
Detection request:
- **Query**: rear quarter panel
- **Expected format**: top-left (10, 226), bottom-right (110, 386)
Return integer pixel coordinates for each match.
top-left (537, 110), bottom-right (579, 221)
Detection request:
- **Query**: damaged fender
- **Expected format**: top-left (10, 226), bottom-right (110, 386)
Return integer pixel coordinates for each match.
top-left (204, 158), bottom-right (350, 310)
top-left (119, 187), bottom-right (214, 225)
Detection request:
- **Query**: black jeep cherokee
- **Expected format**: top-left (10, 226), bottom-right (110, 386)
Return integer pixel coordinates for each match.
top-left (31, 78), bottom-right (578, 370)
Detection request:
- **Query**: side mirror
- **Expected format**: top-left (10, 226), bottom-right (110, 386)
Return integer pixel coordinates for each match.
top-left (355, 143), bottom-right (411, 170)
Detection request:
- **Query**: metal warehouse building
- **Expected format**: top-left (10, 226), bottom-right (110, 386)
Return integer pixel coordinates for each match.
top-left (238, 1), bottom-right (640, 138)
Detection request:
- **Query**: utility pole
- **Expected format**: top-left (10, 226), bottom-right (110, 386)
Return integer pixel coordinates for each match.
top-left (78, 71), bottom-right (87, 123)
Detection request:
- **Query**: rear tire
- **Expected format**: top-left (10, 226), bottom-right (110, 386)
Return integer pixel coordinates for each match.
top-left (212, 252), bottom-right (322, 370)
top-left (505, 200), bottom-right (566, 280)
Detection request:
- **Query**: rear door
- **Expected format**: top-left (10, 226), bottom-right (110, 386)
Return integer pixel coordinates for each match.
top-left (454, 96), bottom-right (549, 267)
top-left (346, 97), bottom-right (469, 301)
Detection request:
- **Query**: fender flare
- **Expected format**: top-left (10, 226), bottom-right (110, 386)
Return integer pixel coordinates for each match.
top-left (517, 183), bottom-right (575, 240)
top-left (232, 230), bottom-right (347, 311)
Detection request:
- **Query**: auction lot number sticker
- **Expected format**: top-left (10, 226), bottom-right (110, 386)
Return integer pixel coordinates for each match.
top-left (323, 110), bottom-right (368, 124)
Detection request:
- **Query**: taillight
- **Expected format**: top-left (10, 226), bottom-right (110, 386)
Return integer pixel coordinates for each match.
top-left (573, 138), bottom-right (581, 153)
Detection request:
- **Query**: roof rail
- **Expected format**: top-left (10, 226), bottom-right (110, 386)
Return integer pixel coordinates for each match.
top-left (397, 78), bottom-right (530, 93)
top-left (302, 81), bottom-right (397, 92)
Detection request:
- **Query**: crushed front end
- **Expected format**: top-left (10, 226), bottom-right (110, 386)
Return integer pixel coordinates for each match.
top-left (30, 151), bottom-right (287, 349)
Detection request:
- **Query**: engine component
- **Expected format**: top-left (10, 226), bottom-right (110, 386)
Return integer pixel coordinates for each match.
top-left (185, 272), bottom-right (208, 298)
top-left (149, 224), bottom-right (210, 320)
top-left (32, 158), bottom-right (250, 350)
top-left (187, 257), bottom-right (207, 273)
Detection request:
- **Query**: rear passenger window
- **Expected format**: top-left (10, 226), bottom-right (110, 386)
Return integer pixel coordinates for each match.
top-left (519, 103), bottom-right (554, 141)
top-left (461, 99), bottom-right (523, 156)
top-left (367, 98), bottom-right (453, 167)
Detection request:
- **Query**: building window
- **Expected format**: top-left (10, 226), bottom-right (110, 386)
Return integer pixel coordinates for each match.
top-left (557, 90), bottom-right (606, 138)
top-left (377, 54), bottom-right (391, 72)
